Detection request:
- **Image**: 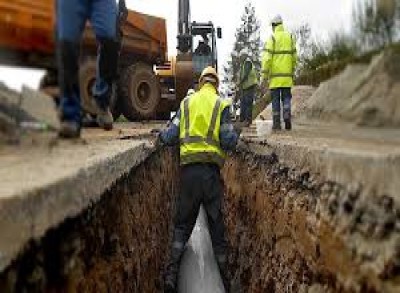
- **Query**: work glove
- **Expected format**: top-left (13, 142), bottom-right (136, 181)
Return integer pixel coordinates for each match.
top-left (149, 128), bottom-right (164, 150)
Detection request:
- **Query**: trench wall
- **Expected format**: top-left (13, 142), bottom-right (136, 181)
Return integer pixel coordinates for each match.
top-left (223, 150), bottom-right (400, 293)
top-left (0, 149), bottom-right (179, 293)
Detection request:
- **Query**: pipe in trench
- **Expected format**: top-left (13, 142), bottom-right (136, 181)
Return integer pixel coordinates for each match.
top-left (178, 206), bottom-right (225, 293)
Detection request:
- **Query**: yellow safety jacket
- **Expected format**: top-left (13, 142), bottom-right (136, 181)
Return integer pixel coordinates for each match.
top-left (261, 24), bottom-right (297, 89)
top-left (179, 83), bottom-right (230, 167)
top-left (240, 58), bottom-right (258, 90)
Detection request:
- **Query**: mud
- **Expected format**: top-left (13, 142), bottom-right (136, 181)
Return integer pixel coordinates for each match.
top-left (0, 149), bottom-right (179, 293)
top-left (223, 149), bottom-right (400, 293)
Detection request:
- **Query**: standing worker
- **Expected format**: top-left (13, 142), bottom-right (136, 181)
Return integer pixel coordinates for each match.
top-left (261, 15), bottom-right (297, 130)
top-left (158, 66), bottom-right (239, 292)
top-left (238, 49), bottom-right (258, 126)
top-left (56, 0), bottom-right (127, 138)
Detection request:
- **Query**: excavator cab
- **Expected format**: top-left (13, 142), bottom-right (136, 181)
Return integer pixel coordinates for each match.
top-left (191, 22), bottom-right (220, 75)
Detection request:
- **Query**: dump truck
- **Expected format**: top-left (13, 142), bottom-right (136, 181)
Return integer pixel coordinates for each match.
top-left (0, 0), bottom-right (222, 121)
top-left (0, 0), bottom-right (170, 120)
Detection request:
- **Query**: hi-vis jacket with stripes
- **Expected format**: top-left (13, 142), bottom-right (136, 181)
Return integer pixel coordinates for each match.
top-left (261, 24), bottom-right (297, 89)
top-left (159, 83), bottom-right (239, 167)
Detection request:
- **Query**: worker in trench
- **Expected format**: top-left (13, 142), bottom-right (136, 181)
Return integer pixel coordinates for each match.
top-left (157, 67), bottom-right (241, 292)
top-left (238, 48), bottom-right (258, 126)
top-left (56, 0), bottom-right (127, 138)
top-left (261, 15), bottom-right (297, 131)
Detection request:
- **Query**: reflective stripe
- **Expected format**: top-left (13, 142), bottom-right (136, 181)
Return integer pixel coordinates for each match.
top-left (270, 73), bottom-right (294, 78)
top-left (182, 98), bottom-right (222, 148)
top-left (264, 49), bottom-right (296, 55)
top-left (184, 98), bottom-right (190, 138)
top-left (180, 136), bottom-right (219, 148)
top-left (207, 98), bottom-right (221, 140)
top-left (220, 123), bottom-right (233, 132)
top-left (181, 152), bottom-right (225, 167)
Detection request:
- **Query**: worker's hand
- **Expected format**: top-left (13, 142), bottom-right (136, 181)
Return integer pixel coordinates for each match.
top-left (152, 134), bottom-right (164, 150)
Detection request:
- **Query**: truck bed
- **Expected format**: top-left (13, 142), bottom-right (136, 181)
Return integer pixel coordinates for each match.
top-left (0, 0), bottom-right (167, 67)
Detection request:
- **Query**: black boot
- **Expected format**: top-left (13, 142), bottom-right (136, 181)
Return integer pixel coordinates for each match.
top-left (164, 244), bottom-right (184, 293)
top-left (272, 115), bottom-right (281, 131)
top-left (216, 254), bottom-right (230, 292)
top-left (284, 119), bottom-right (292, 130)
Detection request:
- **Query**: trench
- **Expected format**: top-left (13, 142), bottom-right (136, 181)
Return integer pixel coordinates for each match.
top-left (1, 147), bottom-right (399, 292)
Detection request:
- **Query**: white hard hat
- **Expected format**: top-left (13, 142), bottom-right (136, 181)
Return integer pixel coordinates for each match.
top-left (271, 14), bottom-right (283, 25)
top-left (187, 89), bottom-right (195, 96)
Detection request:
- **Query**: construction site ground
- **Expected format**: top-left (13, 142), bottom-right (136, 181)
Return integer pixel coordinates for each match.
top-left (1, 83), bottom-right (400, 291)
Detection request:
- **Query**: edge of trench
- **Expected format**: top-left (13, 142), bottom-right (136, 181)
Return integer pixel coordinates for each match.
top-left (0, 139), bottom-right (155, 273)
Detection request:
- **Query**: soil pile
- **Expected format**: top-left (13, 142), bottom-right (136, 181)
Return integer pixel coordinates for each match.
top-left (302, 48), bottom-right (400, 127)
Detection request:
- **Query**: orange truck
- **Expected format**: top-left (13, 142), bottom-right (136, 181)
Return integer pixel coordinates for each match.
top-left (0, 0), bottom-right (173, 120)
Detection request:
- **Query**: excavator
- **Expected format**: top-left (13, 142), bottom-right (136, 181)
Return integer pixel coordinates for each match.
top-left (0, 0), bottom-right (221, 121)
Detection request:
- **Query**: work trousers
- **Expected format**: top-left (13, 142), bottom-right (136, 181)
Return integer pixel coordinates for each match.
top-left (56, 0), bottom-right (118, 123)
top-left (271, 87), bottom-right (292, 122)
top-left (240, 86), bottom-right (255, 124)
top-left (165, 163), bottom-right (228, 287)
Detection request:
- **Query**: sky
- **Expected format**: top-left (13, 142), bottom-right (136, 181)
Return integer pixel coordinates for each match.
top-left (0, 0), bottom-right (356, 91)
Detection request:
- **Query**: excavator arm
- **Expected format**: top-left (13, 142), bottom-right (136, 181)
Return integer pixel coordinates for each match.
top-left (177, 0), bottom-right (192, 53)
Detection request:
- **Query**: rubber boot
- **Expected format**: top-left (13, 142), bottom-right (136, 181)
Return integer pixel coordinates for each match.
top-left (284, 119), bottom-right (292, 130)
top-left (96, 107), bottom-right (114, 130)
top-left (216, 254), bottom-right (230, 292)
top-left (164, 244), bottom-right (184, 293)
top-left (59, 121), bottom-right (81, 138)
top-left (272, 114), bottom-right (281, 131)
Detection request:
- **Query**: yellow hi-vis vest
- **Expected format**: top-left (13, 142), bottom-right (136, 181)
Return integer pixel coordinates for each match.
top-left (240, 58), bottom-right (258, 90)
top-left (261, 24), bottom-right (297, 89)
top-left (179, 83), bottom-right (230, 167)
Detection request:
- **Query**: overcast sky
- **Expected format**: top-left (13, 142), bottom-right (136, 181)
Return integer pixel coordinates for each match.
top-left (0, 0), bottom-right (356, 90)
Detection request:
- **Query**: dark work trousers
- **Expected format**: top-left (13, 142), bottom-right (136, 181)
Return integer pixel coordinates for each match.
top-left (271, 87), bottom-right (292, 123)
top-left (240, 86), bottom-right (255, 124)
top-left (165, 163), bottom-right (228, 288)
top-left (57, 0), bottom-right (118, 124)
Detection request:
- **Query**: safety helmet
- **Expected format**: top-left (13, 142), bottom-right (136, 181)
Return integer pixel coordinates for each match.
top-left (271, 14), bottom-right (283, 26)
top-left (199, 66), bottom-right (219, 88)
top-left (187, 88), bottom-right (195, 96)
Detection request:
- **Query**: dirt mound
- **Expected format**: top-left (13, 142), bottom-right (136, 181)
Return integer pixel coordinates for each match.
top-left (302, 48), bottom-right (400, 127)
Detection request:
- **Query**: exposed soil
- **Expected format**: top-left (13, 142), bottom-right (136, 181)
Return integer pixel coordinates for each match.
top-left (0, 149), bottom-right (179, 293)
top-left (223, 149), bottom-right (400, 293)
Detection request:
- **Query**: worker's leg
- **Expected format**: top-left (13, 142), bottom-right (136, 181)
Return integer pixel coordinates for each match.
top-left (271, 89), bottom-right (282, 130)
top-left (56, 0), bottom-right (89, 137)
top-left (203, 165), bottom-right (229, 290)
top-left (245, 87), bottom-right (255, 124)
top-left (240, 89), bottom-right (253, 125)
top-left (164, 165), bottom-right (203, 290)
top-left (239, 92), bottom-right (247, 122)
top-left (282, 88), bottom-right (292, 130)
top-left (90, 0), bottom-right (119, 130)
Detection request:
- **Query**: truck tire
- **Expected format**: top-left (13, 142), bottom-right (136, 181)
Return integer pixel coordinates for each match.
top-left (119, 63), bottom-right (160, 121)
top-left (79, 58), bottom-right (121, 120)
